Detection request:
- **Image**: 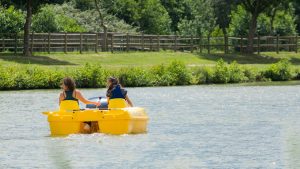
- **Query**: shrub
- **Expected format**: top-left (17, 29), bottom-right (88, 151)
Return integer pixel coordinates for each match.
top-left (0, 59), bottom-right (299, 90)
top-left (166, 61), bottom-right (192, 85)
top-left (151, 64), bottom-right (174, 86)
top-left (228, 61), bottom-right (246, 83)
top-left (212, 59), bottom-right (230, 84)
top-left (193, 67), bottom-right (214, 84)
top-left (117, 67), bottom-right (152, 87)
top-left (264, 59), bottom-right (292, 81)
top-left (243, 67), bottom-right (258, 82)
top-left (74, 63), bottom-right (107, 88)
top-left (294, 69), bottom-right (300, 80)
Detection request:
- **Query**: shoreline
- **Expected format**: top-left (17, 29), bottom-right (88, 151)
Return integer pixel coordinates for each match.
top-left (1, 80), bottom-right (300, 92)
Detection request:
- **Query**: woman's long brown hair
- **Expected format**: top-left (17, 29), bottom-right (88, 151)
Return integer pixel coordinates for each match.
top-left (62, 77), bottom-right (76, 91)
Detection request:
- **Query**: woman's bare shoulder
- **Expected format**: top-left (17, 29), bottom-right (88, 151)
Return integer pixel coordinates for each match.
top-left (74, 89), bottom-right (82, 95)
top-left (59, 92), bottom-right (65, 98)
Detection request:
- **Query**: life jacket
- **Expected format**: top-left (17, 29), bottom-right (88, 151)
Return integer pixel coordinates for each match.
top-left (64, 90), bottom-right (78, 101)
top-left (108, 85), bottom-right (127, 108)
top-left (60, 90), bottom-right (79, 111)
top-left (110, 85), bottom-right (126, 99)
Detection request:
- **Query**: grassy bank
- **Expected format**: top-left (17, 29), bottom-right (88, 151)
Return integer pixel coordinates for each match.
top-left (1, 51), bottom-right (300, 69)
top-left (0, 56), bottom-right (299, 90)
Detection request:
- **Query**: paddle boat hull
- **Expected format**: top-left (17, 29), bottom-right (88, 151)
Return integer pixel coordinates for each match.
top-left (43, 99), bottom-right (149, 136)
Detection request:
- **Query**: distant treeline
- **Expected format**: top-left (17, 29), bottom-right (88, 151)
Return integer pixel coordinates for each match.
top-left (0, 0), bottom-right (300, 54)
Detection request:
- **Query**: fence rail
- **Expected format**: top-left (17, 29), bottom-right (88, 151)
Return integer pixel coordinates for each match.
top-left (0, 32), bottom-right (299, 54)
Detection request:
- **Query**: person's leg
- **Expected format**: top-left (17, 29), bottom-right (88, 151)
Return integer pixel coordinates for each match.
top-left (90, 122), bottom-right (99, 133)
top-left (80, 122), bottom-right (91, 134)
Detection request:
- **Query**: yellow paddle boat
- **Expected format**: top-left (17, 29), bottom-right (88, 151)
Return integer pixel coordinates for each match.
top-left (43, 98), bottom-right (149, 136)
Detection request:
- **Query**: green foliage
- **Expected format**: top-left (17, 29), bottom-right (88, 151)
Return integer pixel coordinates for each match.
top-left (228, 61), bottom-right (247, 83)
top-left (264, 59), bottom-right (292, 81)
top-left (228, 5), bottom-right (250, 36)
top-left (229, 4), bottom-right (297, 36)
top-left (32, 5), bottom-right (85, 32)
top-left (56, 14), bottom-right (86, 32)
top-left (243, 67), bottom-right (259, 82)
top-left (178, 0), bottom-right (216, 36)
top-left (73, 63), bottom-right (107, 88)
top-left (193, 67), bottom-right (214, 84)
top-left (166, 61), bottom-right (192, 85)
top-left (31, 5), bottom-right (58, 32)
top-left (0, 5), bottom-right (24, 34)
top-left (151, 64), bottom-right (174, 86)
top-left (160, 0), bottom-right (191, 33)
top-left (106, 0), bottom-right (171, 34)
top-left (273, 9), bottom-right (297, 35)
top-left (117, 67), bottom-right (152, 87)
top-left (52, 2), bottom-right (138, 33)
top-left (0, 59), bottom-right (299, 90)
top-left (213, 59), bottom-right (229, 83)
top-left (73, 0), bottom-right (94, 11)
top-left (139, 0), bottom-right (171, 34)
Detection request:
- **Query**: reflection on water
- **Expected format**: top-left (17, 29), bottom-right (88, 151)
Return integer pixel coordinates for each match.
top-left (0, 85), bottom-right (300, 168)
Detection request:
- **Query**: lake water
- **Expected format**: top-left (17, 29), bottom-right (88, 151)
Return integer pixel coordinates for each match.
top-left (0, 85), bottom-right (300, 169)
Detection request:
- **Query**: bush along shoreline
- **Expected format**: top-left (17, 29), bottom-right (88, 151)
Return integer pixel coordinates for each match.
top-left (0, 59), bottom-right (299, 90)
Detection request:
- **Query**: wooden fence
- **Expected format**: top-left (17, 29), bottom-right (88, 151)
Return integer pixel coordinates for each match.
top-left (0, 32), bottom-right (299, 54)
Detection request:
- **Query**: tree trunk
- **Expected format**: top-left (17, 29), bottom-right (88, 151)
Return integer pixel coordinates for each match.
top-left (270, 9), bottom-right (277, 35)
top-left (222, 27), bottom-right (228, 54)
top-left (94, 0), bottom-right (108, 51)
top-left (23, 0), bottom-right (32, 57)
top-left (247, 13), bottom-right (258, 53)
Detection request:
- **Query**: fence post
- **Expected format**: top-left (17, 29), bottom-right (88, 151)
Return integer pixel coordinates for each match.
top-left (150, 36), bottom-right (154, 51)
top-left (14, 33), bottom-right (17, 54)
top-left (111, 33), bottom-right (114, 53)
top-left (48, 32), bottom-right (50, 54)
top-left (276, 34), bottom-right (279, 54)
top-left (2, 35), bottom-right (4, 52)
top-left (64, 33), bottom-right (67, 53)
top-left (141, 33), bottom-right (145, 51)
top-left (126, 33), bottom-right (129, 52)
top-left (199, 35), bottom-right (202, 53)
top-left (157, 35), bottom-right (160, 51)
top-left (31, 32), bottom-right (34, 53)
top-left (190, 35), bottom-right (194, 53)
top-left (224, 35), bottom-right (228, 54)
top-left (174, 35), bottom-right (177, 52)
top-left (288, 36), bottom-right (291, 51)
top-left (240, 36), bottom-right (243, 53)
top-left (207, 36), bottom-right (210, 54)
top-left (295, 34), bottom-right (298, 53)
top-left (95, 33), bottom-right (99, 53)
top-left (80, 33), bottom-right (82, 54)
top-left (257, 35), bottom-right (260, 55)
top-left (43, 36), bottom-right (46, 52)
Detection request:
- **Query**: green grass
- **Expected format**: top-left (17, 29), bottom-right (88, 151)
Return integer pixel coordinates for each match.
top-left (1, 51), bottom-right (300, 69)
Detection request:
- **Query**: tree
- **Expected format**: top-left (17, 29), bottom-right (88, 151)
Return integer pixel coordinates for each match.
top-left (1, 0), bottom-right (64, 56)
top-left (94, 0), bottom-right (108, 51)
top-left (160, 0), bottom-right (192, 33)
top-left (104, 0), bottom-right (171, 34)
top-left (293, 0), bottom-right (300, 33)
top-left (178, 0), bottom-right (216, 37)
top-left (239, 0), bottom-right (282, 53)
top-left (31, 4), bottom-right (86, 33)
top-left (213, 0), bottom-right (234, 37)
top-left (139, 0), bottom-right (171, 34)
top-left (0, 5), bottom-right (25, 35)
top-left (229, 4), bottom-right (296, 37)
